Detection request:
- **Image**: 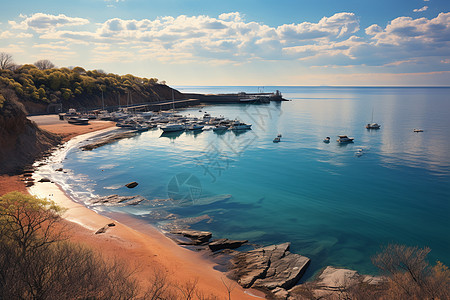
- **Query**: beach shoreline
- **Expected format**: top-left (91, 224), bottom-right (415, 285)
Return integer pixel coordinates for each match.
top-left (23, 116), bottom-right (263, 299)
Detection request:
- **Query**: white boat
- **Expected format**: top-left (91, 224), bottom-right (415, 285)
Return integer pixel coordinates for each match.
top-left (355, 148), bottom-right (364, 157)
top-left (337, 135), bottom-right (354, 143)
top-left (185, 124), bottom-right (204, 131)
top-left (132, 124), bottom-right (150, 132)
top-left (161, 123), bottom-right (185, 132)
top-left (229, 121), bottom-right (252, 130)
top-left (413, 129), bottom-right (424, 132)
top-left (366, 123), bottom-right (381, 129)
top-left (366, 109), bottom-right (381, 129)
top-left (67, 117), bottom-right (89, 125)
top-left (323, 137), bottom-right (330, 143)
top-left (213, 125), bottom-right (228, 131)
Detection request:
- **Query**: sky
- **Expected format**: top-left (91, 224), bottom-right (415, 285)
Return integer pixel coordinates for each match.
top-left (0, 0), bottom-right (449, 86)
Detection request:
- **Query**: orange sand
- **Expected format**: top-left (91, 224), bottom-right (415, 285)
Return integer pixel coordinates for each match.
top-left (21, 116), bottom-right (262, 299)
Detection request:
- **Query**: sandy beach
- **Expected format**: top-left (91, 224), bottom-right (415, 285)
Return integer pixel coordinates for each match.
top-left (6, 115), bottom-right (262, 299)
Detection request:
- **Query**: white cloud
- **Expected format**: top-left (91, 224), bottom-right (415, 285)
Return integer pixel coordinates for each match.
top-left (277, 12), bottom-right (359, 42)
top-left (366, 12), bottom-right (450, 47)
top-left (9, 13), bottom-right (89, 32)
top-left (0, 30), bottom-right (33, 39)
top-left (4, 11), bottom-right (449, 72)
top-left (413, 6), bottom-right (428, 12)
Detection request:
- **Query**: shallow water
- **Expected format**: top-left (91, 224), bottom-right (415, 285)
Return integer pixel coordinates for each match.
top-left (59, 86), bottom-right (450, 279)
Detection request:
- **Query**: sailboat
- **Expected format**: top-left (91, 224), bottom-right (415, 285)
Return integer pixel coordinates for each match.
top-left (161, 89), bottom-right (185, 132)
top-left (366, 108), bottom-right (381, 129)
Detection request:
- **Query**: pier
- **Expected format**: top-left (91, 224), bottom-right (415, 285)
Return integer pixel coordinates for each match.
top-left (183, 90), bottom-right (287, 103)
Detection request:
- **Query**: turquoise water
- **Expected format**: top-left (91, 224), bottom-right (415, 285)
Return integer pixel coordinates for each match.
top-left (62, 86), bottom-right (450, 279)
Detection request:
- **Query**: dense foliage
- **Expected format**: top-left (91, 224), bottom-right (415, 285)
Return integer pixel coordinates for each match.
top-left (0, 64), bottom-right (160, 106)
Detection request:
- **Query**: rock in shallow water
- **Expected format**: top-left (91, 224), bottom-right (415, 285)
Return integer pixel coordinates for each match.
top-left (208, 238), bottom-right (248, 252)
top-left (230, 242), bottom-right (310, 290)
top-left (169, 229), bottom-right (212, 245)
top-left (125, 181), bottom-right (138, 188)
top-left (89, 194), bottom-right (145, 206)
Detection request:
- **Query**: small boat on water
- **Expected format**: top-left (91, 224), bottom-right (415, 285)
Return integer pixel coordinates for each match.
top-left (161, 123), bottom-right (185, 132)
top-left (229, 121), bottom-right (252, 130)
top-left (277, 134), bottom-right (282, 138)
top-left (337, 135), bottom-right (354, 143)
top-left (355, 148), bottom-right (364, 157)
top-left (414, 129), bottom-right (424, 132)
top-left (273, 137), bottom-right (281, 143)
top-left (323, 137), bottom-right (330, 143)
top-left (366, 123), bottom-right (381, 129)
top-left (67, 117), bottom-right (89, 125)
top-left (366, 109), bottom-right (381, 129)
top-left (213, 125), bottom-right (228, 132)
top-left (185, 124), bottom-right (204, 131)
top-left (239, 96), bottom-right (258, 103)
top-left (132, 124), bottom-right (150, 132)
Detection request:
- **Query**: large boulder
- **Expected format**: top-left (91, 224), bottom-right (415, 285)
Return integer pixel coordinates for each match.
top-left (315, 266), bottom-right (386, 291)
top-left (230, 242), bottom-right (310, 290)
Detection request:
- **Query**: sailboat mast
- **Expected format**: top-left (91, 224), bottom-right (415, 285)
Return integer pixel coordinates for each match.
top-left (172, 89), bottom-right (175, 112)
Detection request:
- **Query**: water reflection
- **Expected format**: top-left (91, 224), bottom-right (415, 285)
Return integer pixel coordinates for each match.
top-left (160, 131), bottom-right (184, 140)
top-left (231, 129), bottom-right (252, 136)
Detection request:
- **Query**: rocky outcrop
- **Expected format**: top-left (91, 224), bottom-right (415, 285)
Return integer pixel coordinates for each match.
top-left (80, 131), bottom-right (138, 151)
top-left (289, 266), bottom-right (386, 299)
top-left (315, 266), bottom-right (386, 291)
top-left (163, 214), bottom-right (212, 230)
top-left (208, 239), bottom-right (248, 252)
top-left (89, 194), bottom-right (146, 206)
top-left (169, 229), bottom-right (212, 245)
top-left (229, 242), bottom-right (310, 292)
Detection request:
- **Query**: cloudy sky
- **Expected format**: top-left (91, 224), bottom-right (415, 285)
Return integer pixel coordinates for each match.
top-left (1, 0), bottom-right (449, 86)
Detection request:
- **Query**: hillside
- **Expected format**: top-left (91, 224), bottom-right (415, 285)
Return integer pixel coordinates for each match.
top-left (0, 65), bottom-right (182, 114)
top-left (0, 89), bottom-right (61, 174)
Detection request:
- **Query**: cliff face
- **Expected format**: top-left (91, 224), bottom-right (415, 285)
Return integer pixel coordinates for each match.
top-left (0, 91), bottom-right (61, 175)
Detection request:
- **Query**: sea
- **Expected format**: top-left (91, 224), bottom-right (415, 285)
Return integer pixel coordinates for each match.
top-left (49, 86), bottom-right (450, 280)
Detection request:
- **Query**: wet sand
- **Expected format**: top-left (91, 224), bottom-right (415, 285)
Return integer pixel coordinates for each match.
top-left (22, 115), bottom-right (262, 299)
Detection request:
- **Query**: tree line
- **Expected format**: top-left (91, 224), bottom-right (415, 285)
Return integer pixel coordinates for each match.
top-left (0, 52), bottom-right (161, 107)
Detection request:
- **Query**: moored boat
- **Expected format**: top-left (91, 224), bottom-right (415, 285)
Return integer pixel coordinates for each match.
top-left (229, 121), bottom-right (252, 130)
top-left (161, 123), bottom-right (185, 132)
top-left (323, 137), bottom-right (330, 143)
top-left (366, 109), bottom-right (381, 129)
top-left (337, 135), bottom-right (354, 143)
top-left (67, 117), bottom-right (89, 125)
top-left (366, 123), bottom-right (381, 129)
top-left (213, 125), bottom-right (228, 132)
top-left (185, 124), bottom-right (204, 131)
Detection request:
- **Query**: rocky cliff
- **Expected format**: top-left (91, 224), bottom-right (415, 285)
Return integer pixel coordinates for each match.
top-left (0, 89), bottom-right (61, 174)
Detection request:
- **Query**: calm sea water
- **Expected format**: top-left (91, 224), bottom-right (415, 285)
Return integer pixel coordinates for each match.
top-left (59, 86), bottom-right (450, 279)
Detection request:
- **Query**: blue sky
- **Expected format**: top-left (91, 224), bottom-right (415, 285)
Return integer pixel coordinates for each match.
top-left (1, 0), bottom-right (449, 86)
